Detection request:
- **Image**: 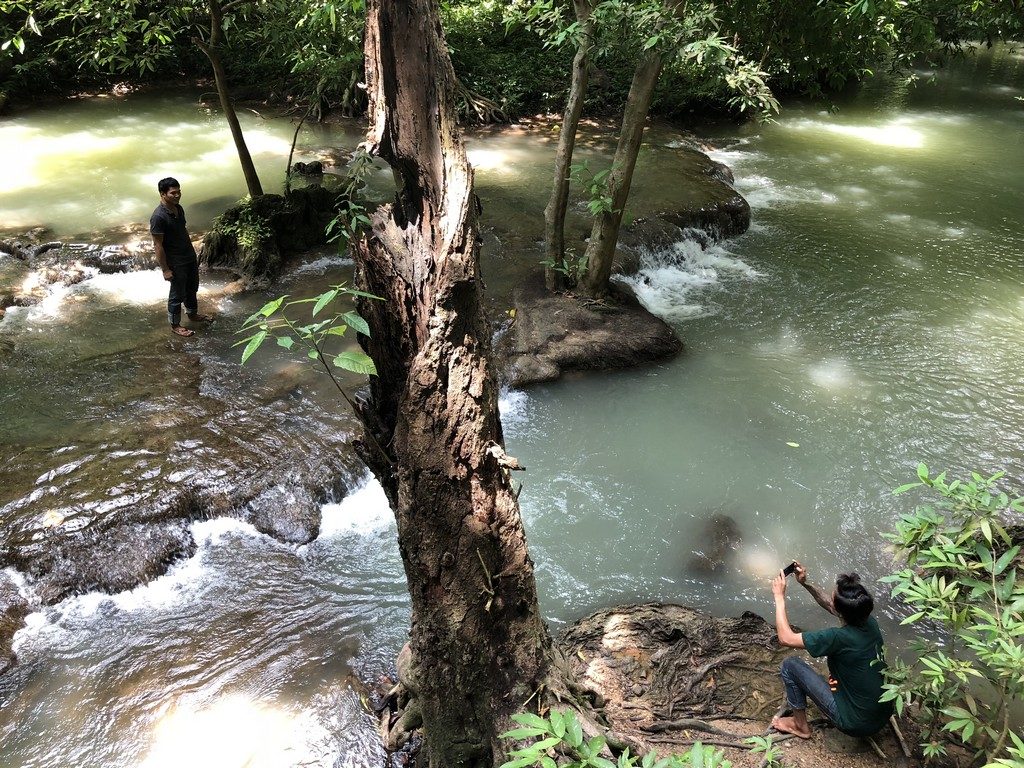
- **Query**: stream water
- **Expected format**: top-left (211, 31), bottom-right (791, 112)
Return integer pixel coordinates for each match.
top-left (2, 45), bottom-right (1024, 766)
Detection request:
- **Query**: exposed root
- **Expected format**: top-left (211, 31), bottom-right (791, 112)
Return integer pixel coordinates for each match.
top-left (453, 78), bottom-right (507, 124)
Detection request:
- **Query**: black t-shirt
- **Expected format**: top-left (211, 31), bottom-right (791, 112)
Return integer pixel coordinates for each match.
top-left (150, 204), bottom-right (197, 267)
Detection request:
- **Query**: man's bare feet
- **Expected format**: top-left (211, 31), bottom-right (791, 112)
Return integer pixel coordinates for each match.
top-left (771, 714), bottom-right (812, 739)
top-left (171, 325), bottom-right (195, 337)
top-left (186, 312), bottom-right (214, 322)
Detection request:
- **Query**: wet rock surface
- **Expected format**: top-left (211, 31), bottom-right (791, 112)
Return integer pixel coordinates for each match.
top-left (0, 346), bottom-right (367, 612)
top-left (0, 571), bottom-right (29, 675)
top-left (8, 520), bottom-right (198, 605)
top-left (499, 275), bottom-right (683, 387)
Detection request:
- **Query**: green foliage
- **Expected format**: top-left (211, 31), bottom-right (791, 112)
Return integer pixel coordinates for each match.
top-left (743, 735), bottom-right (783, 767)
top-left (217, 197), bottom-right (275, 251)
top-left (446, 0), bottom-right (571, 117)
top-left (235, 283), bottom-right (378, 376)
top-left (570, 160), bottom-right (615, 217)
top-left (324, 148), bottom-right (376, 250)
top-left (881, 465), bottom-right (1024, 765)
top-left (499, 709), bottom-right (733, 768)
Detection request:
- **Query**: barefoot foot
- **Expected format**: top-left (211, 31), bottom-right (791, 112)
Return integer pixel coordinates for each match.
top-left (771, 715), bottom-right (812, 739)
top-left (186, 312), bottom-right (214, 322)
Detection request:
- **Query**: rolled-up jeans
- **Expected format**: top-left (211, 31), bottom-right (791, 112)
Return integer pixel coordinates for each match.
top-left (168, 261), bottom-right (199, 325)
top-left (780, 655), bottom-right (839, 723)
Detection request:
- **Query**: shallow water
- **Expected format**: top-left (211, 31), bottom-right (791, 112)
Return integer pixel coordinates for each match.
top-left (2, 45), bottom-right (1024, 766)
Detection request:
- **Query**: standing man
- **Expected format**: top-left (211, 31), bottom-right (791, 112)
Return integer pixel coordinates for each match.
top-left (151, 177), bottom-right (212, 337)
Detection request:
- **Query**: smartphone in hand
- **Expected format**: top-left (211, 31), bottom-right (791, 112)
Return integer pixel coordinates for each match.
top-left (782, 561), bottom-right (798, 576)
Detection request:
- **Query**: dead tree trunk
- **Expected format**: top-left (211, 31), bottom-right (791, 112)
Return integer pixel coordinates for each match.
top-left (353, 0), bottom-right (551, 765)
top-left (197, 0), bottom-right (264, 198)
top-left (580, 48), bottom-right (663, 297)
top-left (543, 0), bottom-right (596, 291)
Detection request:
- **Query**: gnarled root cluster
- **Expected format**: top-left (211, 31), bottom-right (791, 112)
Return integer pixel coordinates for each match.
top-left (375, 603), bottom-right (792, 765)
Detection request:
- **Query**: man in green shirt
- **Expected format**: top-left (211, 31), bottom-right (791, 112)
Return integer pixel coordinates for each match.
top-left (770, 563), bottom-right (893, 739)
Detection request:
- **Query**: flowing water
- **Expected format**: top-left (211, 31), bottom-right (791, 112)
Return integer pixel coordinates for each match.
top-left (2, 46), bottom-right (1024, 766)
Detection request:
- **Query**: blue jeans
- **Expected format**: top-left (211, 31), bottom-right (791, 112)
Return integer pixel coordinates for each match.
top-left (780, 655), bottom-right (839, 723)
top-left (167, 261), bottom-right (199, 325)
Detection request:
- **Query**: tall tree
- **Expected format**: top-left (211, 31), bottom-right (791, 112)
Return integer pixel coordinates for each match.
top-left (353, 0), bottom-right (551, 764)
top-left (542, 0), bottom-right (596, 291)
top-left (195, 0), bottom-right (263, 197)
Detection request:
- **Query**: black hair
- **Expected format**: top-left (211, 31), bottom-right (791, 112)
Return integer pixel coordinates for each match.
top-left (834, 572), bottom-right (874, 626)
top-left (158, 177), bottom-right (180, 194)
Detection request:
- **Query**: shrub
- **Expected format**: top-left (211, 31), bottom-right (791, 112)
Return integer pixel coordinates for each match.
top-left (881, 465), bottom-right (1024, 766)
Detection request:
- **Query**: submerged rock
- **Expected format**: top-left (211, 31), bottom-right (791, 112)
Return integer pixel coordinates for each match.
top-left (0, 571), bottom-right (29, 674)
top-left (499, 275), bottom-right (682, 387)
top-left (245, 484), bottom-right (321, 545)
top-left (7, 520), bottom-right (197, 605)
top-left (686, 512), bottom-right (743, 574)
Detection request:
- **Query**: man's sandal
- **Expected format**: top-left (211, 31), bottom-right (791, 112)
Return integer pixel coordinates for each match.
top-left (171, 325), bottom-right (195, 337)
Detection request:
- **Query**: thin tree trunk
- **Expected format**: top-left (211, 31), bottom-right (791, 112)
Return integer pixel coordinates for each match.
top-left (543, 0), bottom-right (595, 291)
top-left (200, 0), bottom-right (264, 198)
top-left (581, 49), bottom-right (663, 297)
top-left (354, 0), bottom-right (551, 765)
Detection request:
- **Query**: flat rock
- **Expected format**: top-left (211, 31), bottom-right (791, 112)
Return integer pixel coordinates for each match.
top-left (9, 520), bottom-right (197, 605)
top-left (500, 276), bottom-right (682, 388)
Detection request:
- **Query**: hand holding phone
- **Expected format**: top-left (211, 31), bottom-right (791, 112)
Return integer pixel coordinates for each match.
top-left (782, 561), bottom-right (798, 576)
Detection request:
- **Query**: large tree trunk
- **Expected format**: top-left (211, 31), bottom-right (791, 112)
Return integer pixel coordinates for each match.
top-left (543, 0), bottom-right (596, 291)
top-left (199, 0), bottom-right (264, 198)
top-left (353, 1), bottom-right (551, 766)
top-left (580, 49), bottom-right (663, 297)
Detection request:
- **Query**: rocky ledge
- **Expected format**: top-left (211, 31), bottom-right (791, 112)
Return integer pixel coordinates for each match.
top-left (500, 275), bottom-right (683, 388)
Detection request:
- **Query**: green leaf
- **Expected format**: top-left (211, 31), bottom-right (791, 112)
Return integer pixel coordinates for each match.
top-left (342, 310), bottom-right (371, 337)
top-left (511, 712), bottom-right (548, 730)
top-left (549, 710), bottom-right (566, 738)
top-left (333, 350), bottom-right (377, 376)
top-left (312, 289), bottom-right (339, 317)
top-left (240, 330), bottom-right (268, 364)
top-left (993, 546), bottom-right (1020, 576)
top-left (500, 727), bottom-right (546, 740)
top-left (259, 295), bottom-right (287, 317)
top-left (917, 462), bottom-right (930, 482)
top-left (276, 336), bottom-right (295, 350)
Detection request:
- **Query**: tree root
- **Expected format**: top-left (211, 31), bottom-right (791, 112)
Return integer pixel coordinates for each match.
top-left (453, 78), bottom-right (507, 124)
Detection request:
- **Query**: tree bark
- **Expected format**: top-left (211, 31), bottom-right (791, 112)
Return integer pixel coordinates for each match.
top-left (199, 0), bottom-right (264, 198)
top-left (353, 1), bottom-right (551, 766)
top-left (581, 49), bottom-right (664, 297)
top-left (543, 0), bottom-right (595, 291)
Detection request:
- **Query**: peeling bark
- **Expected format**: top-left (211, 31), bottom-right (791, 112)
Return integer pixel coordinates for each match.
top-left (353, 1), bottom-right (551, 765)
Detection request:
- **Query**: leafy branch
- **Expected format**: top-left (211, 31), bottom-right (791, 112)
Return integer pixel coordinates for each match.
top-left (235, 283), bottom-right (392, 465)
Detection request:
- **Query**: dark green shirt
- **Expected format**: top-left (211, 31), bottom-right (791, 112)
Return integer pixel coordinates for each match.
top-left (803, 616), bottom-right (893, 736)
top-left (150, 204), bottom-right (197, 267)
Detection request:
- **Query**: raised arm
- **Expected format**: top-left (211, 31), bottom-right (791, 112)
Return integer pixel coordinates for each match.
top-left (772, 571), bottom-right (805, 648)
top-left (795, 562), bottom-right (839, 617)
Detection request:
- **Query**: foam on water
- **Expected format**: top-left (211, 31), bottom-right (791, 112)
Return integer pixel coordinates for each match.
top-left (86, 269), bottom-right (192, 305)
top-left (618, 238), bottom-right (761, 322)
top-left (498, 388), bottom-right (532, 437)
top-left (288, 254), bottom-right (354, 276)
top-left (318, 478), bottom-right (393, 537)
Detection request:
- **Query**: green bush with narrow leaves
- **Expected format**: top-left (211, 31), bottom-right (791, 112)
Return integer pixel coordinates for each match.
top-left (881, 466), bottom-right (1024, 766)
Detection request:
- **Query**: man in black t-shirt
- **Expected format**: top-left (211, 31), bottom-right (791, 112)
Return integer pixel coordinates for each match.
top-left (150, 177), bottom-right (212, 337)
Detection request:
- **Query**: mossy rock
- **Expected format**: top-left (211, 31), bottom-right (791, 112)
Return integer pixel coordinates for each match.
top-left (201, 186), bottom-right (342, 286)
